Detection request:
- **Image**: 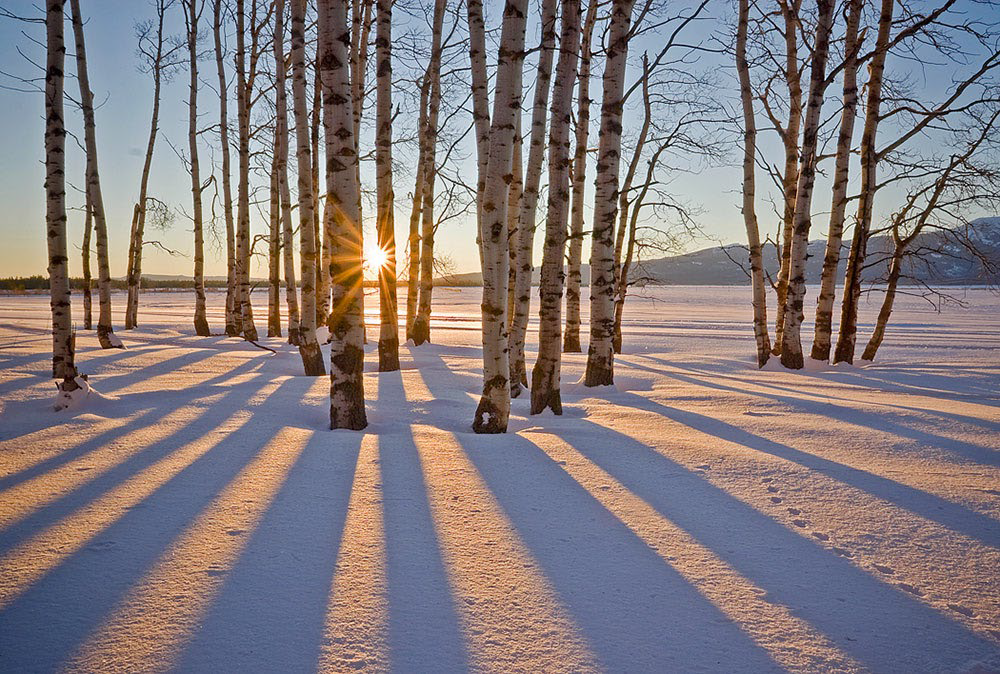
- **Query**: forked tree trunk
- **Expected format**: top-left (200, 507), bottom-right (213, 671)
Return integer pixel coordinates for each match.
top-left (46, 0), bottom-right (78, 386)
top-left (779, 0), bottom-right (835, 369)
top-left (531, 0), bottom-right (581, 415)
top-left (82, 195), bottom-right (93, 330)
top-left (214, 0), bottom-right (241, 336)
top-left (472, 0), bottom-right (529, 434)
top-left (834, 0), bottom-right (893, 365)
top-left (736, 0), bottom-right (771, 366)
top-left (319, 0), bottom-right (368, 430)
top-left (291, 0), bottom-right (325, 374)
top-left (374, 0), bottom-right (399, 371)
top-left (811, 0), bottom-right (863, 362)
top-left (183, 0), bottom-right (211, 337)
top-left (70, 0), bottom-right (117, 348)
top-left (563, 0), bottom-right (598, 354)
top-left (584, 0), bottom-right (635, 387)
top-left (772, 0), bottom-right (804, 354)
top-left (235, 0), bottom-right (258, 341)
top-left (274, 0), bottom-right (300, 345)
top-left (411, 0), bottom-right (446, 346)
top-left (508, 0), bottom-right (558, 397)
top-left (127, 0), bottom-right (170, 330)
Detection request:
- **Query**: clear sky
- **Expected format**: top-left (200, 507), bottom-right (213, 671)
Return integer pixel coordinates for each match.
top-left (0, 1), bottom-right (993, 280)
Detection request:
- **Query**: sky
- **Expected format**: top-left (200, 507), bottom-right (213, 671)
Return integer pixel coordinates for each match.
top-left (0, 0), bottom-right (994, 280)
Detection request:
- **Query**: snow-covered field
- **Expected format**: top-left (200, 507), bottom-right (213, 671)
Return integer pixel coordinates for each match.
top-left (0, 287), bottom-right (998, 673)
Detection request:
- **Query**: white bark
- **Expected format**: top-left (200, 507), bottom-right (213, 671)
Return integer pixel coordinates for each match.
top-left (235, 0), bottom-right (258, 341)
top-left (531, 0), bottom-right (581, 415)
top-left (779, 0), bottom-right (835, 369)
top-left (472, 0), bottom-right (529, 434)
top-left (508, 0), bottom-right (558, 397)
top-left (274, 0), bottom-right (300, 345)
top-left (467, 0), bottom-right (490, 265)
top-left (584, 0), bottom-right (634, 387)
top-left (214, 0), bottom-right (240, 336)
top-left (405, 73), bottom-right (429, 340)
top-left (70, 0), bottom-right (118, 349)
top-left (292, 0), bottom-right (325, 374)
top-left (46, 0), bottom-right (77, 385)
top-left (319, 0), bottom-right (368, 430)
top-left (563, 0), bottom-right (597, 353)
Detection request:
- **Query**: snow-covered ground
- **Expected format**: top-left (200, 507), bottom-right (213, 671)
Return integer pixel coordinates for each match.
top-left (0, 287), bottom-right (998, 673)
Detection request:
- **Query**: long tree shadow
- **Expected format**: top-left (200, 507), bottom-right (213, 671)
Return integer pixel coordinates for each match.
top-left (416, 347), bottom-right (999, 673)
top-left (0, 374), bottom-right (321, 671)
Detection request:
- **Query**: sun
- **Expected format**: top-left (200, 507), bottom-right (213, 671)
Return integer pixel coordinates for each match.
top-left (364, 241), bottom-right (389, 274)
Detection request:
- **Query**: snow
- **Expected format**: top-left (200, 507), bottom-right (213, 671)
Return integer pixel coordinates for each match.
top-left (0, 286), bottom-right (998, 673)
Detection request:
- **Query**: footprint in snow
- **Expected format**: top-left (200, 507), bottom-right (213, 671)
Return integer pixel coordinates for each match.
top-left (761, 477), bottom-right (773, 483)
top-left (833, 547), bottom-right (853, 558)
top-left (812, 532), bottom-right (829, 541)
top-left (787, 507), bottom-right (801, 515)
top-left (792, 519), bottom-right (808, 528)
top-left (770, 497), bottom-right (783, 504)
top-left (897, 583), bottom-right (924, 597)
top-left (767, 486), bottom-right (779, 493)
top-left (948, 603), bottom-right (974, 618)
top-left (873, 564), bottom-right (895, 575)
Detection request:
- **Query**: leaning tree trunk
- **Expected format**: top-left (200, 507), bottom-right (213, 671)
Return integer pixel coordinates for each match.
top-left (779, 0), bottom-right (835, 369)
top-left (291, 0), bottom-right (325, 375)
top-left (235, 0), bottom-right (258, 341)
top-left (861, 246), bottom-right (903, 361)
top-left (274, 0), bottom-right (300, 345)
top-left (811, 0), bottom-right (863, 362)
top-left (184, 0), bottom-right (211, 337)
top-left (531, 0), bottom-right (581, 415)
top-left (215, 0), bottom-right (240, 336)
top-left (82, 195), bottom-right (93, 330)
top-left (46, 0), bottom-right (78, 386)
top-left (508, 0), bottom-right (558, 397)
top-left (374, 0), bottom-right (399, 371)
top-left (472, 0), bottom-right (529, 434)
top-left (834, 0), bottom-right (893, 365)
top-left (411, 0), bottom-right (446, 346)
top-left (772, 0), bottom-right (804, 355)
top-left (71, 0), bottom-right (118, 349)
top-left (736, 0), bottom-right (771, 366)
top-left (319, 0), bottom-right (368, 430)
top-left (584, 0), bottom-right (635, 387)
top-left (563, 0), bottom-right (598, 353)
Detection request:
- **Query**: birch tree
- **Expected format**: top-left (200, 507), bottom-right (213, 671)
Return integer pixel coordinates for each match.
top-left (292, 0), bottom-right (325, 374)
top-left (531, 0), bottom-right (581, 415)
top-left (69, 0), bottom-right (119, 349)
top-left (736, 0), bottom-right (770, 366)
top-left (46, 0), bottom-right (77, 387)
top-left (375, 0), bottom-right (399, 370)
top-left (472, 0), bottom-right (529, 434)
top-left (318, 0), bottom-right (368, 430)
top-left (182, 0), bottom-right (212, 336)
top-left (81, 195), bottom-right (92, 330)
top-left (508, 0), bottom-right (558, 397)
top-left (235, 0), bottom-right (259, 341)
top-left (404, 73), bottom-right (427, 341)
top-left (411, 0), bottom-right (447, 346)
top-left (778, 0), bottom-right (835, 369)
top-left (810, 0), bottom-right (862, 362)
top-left (214, 0), bottom-right (241, 336)
top-left (267, 0), bottom-right (287, 339)
top-left (584, 0), bottom-right (635, 387)
top-left (563, 0), bottom-right (598, 353)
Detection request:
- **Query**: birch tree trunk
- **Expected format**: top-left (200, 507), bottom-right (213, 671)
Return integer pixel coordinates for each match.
top-left (215, 0), bottom-right (241, 336)
top-left (374, 0), bottom-right (399, 371)
top-left (861, 247), bottom-right (902, 362)
top-left (531, 0), bottom-right (581, 415)
top-left (274, 0), bottom-right (300, 345)
top-left (584, 0), bottom-right (635, 387)
top-left (405, 74), bottom-right (429, 340)
top-left (411, 0), bottom-right (447, 346)
top-left (506, 117), bottom-right (523, 325)
top-left (467, 0), bottom-right (490, 266)
top-left (772, 0), bottom-right (804, 354)
top-left (82, 195), bottom-right (93, 330)
top-left (834, 0), bottom-right (893, 365)
top-left (70, 0), bottom-right (118, 349)
top-left (46, 0), bottom-right (78, 385)
top-left (779, 0), bottom-right (835, 369)
top-left (508, 0), bottom-right (558, 397)
top-left (292, 0), bottom-right (325, 374)
top-left (563, 0), bottom-right (598, 353)
top-left (472, 0), bottom-right (529, 434)
top-left (736, 0), bottom-right (771, 367)
top-left (319, 0), bottom-right (368, 430)
top-left (811, 0), bottom-right (863, 362)
top-left (312, 62), bottom-right (329, 326)
top-left (183, 0), bottom-right (211, 337)
top-left (127, 0), bottom-right (171, 330)
top-left (268, 146), bottom-right (283, 337)
top-left (235, 0), bottom-right (258, 341)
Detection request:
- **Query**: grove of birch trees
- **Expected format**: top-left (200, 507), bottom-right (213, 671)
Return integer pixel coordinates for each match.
top-left (30, 0), bottom-right (1000, 431)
